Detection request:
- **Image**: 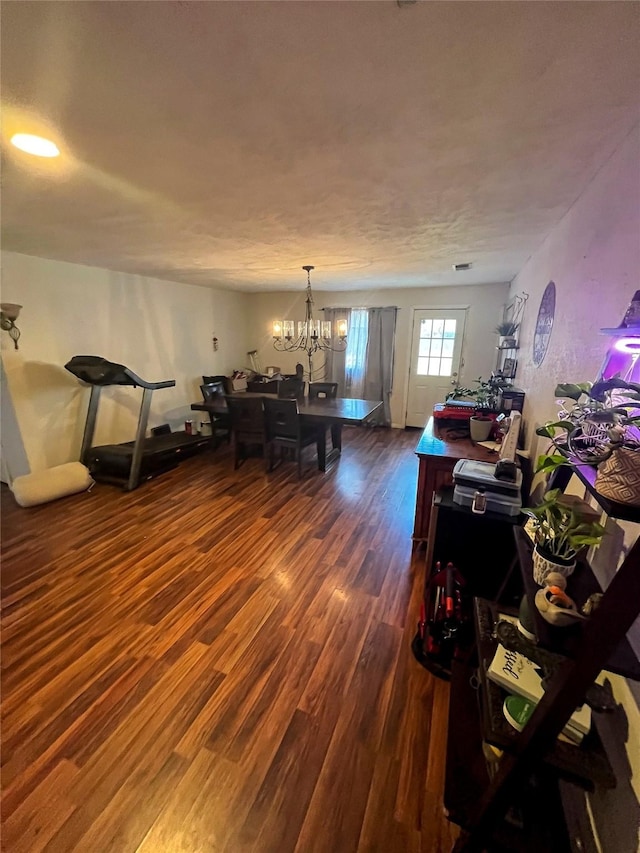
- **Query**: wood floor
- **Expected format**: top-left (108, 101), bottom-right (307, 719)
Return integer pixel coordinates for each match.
top-left (1, 427), bottom-right (458, 853)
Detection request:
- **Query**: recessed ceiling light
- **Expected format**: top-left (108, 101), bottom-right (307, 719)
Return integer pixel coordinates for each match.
top-left (452, 262), bottom-right (472, 271)
top-left (10, 133), bottom-right (60, 158)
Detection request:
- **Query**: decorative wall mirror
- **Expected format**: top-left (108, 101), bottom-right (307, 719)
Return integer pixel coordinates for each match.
top-left (533, 281), bottom-right (555, 367)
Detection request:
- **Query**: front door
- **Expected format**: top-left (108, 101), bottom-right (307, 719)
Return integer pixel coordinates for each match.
top-left (405, 309), bottom-right (467, 428)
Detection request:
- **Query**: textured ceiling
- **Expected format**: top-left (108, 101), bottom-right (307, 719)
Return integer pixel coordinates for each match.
top-left (1, 1), bottom-right (639, 292)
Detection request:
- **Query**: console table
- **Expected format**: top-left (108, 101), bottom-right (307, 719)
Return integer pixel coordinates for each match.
top-left (413, 417), bottom-right (497, 548)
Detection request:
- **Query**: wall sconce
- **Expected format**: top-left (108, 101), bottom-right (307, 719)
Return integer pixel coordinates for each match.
top-left (0, 303), bottom-right (22, 350)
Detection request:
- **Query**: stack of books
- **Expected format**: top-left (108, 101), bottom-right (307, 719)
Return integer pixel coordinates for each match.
top-left (488, 642), bottom-right (591, 744)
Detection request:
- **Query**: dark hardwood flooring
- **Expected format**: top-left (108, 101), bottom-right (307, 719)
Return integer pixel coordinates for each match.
top-left (1, 427), bottom-right (458, 852)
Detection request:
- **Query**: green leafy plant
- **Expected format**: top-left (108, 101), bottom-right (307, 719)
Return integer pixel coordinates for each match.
top-left (495, 320), bottom-right (519, 336)
top-left (449, 375), bottom-right (509, 412)
top-left (536, 379), bottom-right (640, 475)
top-left (523, 489), bottom-right (606, 560)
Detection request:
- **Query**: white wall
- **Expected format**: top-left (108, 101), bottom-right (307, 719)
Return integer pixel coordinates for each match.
top-left (510, 125), bottom-right (640, 455)
top-left (508, 125), bottom-right (640, 846)
top-left (248, 282), bottom-right (510, 426)
top-left (0, 251), bottom-right (251, 475)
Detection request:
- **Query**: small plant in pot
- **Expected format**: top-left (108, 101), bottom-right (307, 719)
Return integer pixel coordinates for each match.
top-left (535, 378), bottom-right (640, 506)
top-left (449, 376), bottom-right (506, 441)
top-left (495, 321), bottom-right (519, 348)
top-left (523, 488), bottom-right (606, 585)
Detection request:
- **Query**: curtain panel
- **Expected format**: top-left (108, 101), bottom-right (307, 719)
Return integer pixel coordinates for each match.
top-left (325, 306), bottom-right (397, 426)
top-left (363, 307), bottom-right (397, 426)
top-left (323, 307), bottom-right (351, 395)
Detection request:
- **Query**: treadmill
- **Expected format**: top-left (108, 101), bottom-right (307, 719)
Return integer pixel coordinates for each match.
top-left (65, 355), bottom-right (210, 490)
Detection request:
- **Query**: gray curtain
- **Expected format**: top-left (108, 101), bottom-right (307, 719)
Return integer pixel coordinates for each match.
top-left (363, 307), bottom-right (397, 426)
top-left (323, 307), bottom-right (350, 395)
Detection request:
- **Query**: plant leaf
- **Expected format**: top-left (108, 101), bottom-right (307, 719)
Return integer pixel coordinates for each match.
top-left (555, 383), bottom-right (585, 400)
top-left (535, 454), bottom-right (568, 474)
top-left (591, 378), bottom-right (640, 402)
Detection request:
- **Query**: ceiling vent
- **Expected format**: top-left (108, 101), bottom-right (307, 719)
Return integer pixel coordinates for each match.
top-left (452, 262), bottom-right (472, 271)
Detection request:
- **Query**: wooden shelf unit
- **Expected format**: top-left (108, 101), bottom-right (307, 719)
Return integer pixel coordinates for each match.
top-left (450, 476), bottom-right (640, 852)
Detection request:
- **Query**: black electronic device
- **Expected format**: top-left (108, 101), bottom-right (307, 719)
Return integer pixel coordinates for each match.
top-left (495, 459), bottom-right (518, 482)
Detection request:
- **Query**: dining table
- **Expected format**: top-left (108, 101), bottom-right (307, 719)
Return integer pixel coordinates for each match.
top-left (191, 393), bottom-right (383, 471)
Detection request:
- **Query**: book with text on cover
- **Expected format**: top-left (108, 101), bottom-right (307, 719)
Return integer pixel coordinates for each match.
top-left (488, 642), bottom-right (591, 736)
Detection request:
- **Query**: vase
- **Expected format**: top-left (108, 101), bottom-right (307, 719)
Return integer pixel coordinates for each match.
top-left (532, 544), bottom-right (576, 586)
top-left (595, 448), bottom-right (640, 507)
top-left (469, 416), bottom-right (493, 442)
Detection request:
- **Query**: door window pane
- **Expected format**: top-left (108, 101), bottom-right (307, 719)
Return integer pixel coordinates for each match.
top-left (429, 338), bottom-right (442, 358)
top-left (442, 339), bottom-right (454, 358)
top-left (415, 314), bottom-right (461, 376)
top-left (419, 339), bottom-right (431, 358)
top-left (420, 319), bottom-right (432, 338)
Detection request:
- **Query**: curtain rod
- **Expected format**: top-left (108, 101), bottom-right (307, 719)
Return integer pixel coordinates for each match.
top-left (321, 306), bottom-right (398, 311)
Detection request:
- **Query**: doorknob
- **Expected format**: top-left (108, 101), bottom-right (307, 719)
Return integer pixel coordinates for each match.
top-left (450, 371), bottom-right (458, 385)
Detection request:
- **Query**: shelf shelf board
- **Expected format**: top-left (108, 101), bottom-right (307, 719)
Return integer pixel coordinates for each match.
top-left (600, 327), bottom-right (640, 336)
top-left (571, 463), bottom-right (640, 523)
top-left (514, 529), bottom-right (640, 681)
top-left (496, 345), bottom-right (520, 351)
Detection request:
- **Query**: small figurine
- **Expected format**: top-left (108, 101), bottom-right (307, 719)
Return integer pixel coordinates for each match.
top-left (534, 583), bottom-right (585, 627)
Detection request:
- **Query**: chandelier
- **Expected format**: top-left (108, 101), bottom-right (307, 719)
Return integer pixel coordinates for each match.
top-left (272, 265), bottom-right (347, 379)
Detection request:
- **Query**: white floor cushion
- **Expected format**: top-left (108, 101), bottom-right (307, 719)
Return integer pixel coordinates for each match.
top-left (11, 462), bottom-right (94, 507)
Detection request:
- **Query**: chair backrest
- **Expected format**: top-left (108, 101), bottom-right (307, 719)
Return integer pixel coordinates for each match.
top-left (225, 395), bottom-right (265, 437)
top-left (200, 382), bottom-right (227, 405)
top-left (203, 374), bottom-right (230, 393)
top-left (277, 378), bottom-right (305, 399)
top-left (264, 398), bottom-right (300, 440)
top-left (308, 382), bottom-right (339, 400)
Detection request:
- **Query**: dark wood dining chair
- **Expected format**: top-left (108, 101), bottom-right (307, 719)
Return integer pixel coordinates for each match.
top-left (199, 382), bottom-right (231, 447)
top-left (225, 395), bottom-right (267, 469)
top-left (202, 374), bottom-right (230, 393)
top-left (263, 398), bottom-right (319, 477)
top-left (277, 378), bottom-right (305, 399)
top-left (308, 382), bottom-right (338, 400)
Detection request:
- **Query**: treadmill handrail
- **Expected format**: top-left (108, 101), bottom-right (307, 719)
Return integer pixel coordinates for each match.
top-left (124, 368), bottom-right (176, 390)
top-left (65, 356), bottom-right (176, 390)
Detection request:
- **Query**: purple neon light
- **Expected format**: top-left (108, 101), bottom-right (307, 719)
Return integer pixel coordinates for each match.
top-left (613, 337), bottom-right (640, 354)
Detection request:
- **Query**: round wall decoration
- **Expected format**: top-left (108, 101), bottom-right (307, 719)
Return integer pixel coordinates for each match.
top-left (533, 281), bottom-right (555, 367)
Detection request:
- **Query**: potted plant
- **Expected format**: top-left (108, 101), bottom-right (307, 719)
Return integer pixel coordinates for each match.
top-left (449, 376), bottom-right (511, 441)
top-left (535, 378), bottom-right (640, 505)
top-left (523, 488), bottom-right (606, 585)
top-left (495, 321), bottom-right (519, 348)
